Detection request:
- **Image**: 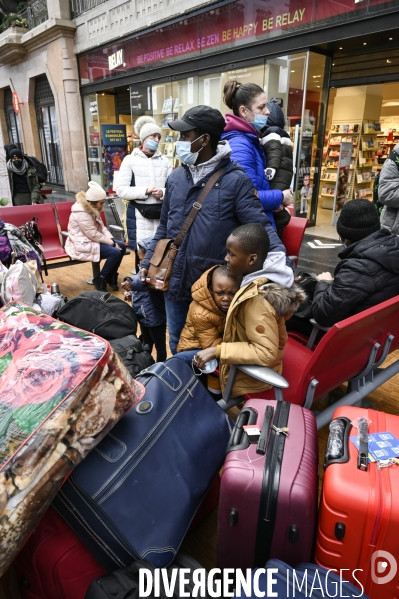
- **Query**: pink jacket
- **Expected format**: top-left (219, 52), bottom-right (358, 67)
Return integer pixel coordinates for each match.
top-left (65, 192), bottom-right (113, 262)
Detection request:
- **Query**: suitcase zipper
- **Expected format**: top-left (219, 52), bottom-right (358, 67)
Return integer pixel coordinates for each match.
top-left (254, 401), bottom-right (290, 566)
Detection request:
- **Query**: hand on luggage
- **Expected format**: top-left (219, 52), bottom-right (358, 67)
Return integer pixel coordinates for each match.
top-left (194, 347), bottom-right (217, 370)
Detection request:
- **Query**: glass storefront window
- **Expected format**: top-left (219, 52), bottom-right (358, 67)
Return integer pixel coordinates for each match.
top-left (292, 52), bottom-right (329, 223)
top-left (83, 93), bottom-right (103, 186)
top-left (84, 50), bottom-right (329, 227)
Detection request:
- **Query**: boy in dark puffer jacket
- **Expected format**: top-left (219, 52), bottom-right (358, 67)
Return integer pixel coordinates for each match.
top-left (122, 237), bottom-right (167, 362)
top-left (260, 102), bottom-right (293, 238)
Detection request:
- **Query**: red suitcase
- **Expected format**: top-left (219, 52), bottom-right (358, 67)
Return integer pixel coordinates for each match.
top-left (13, 507), bottom-right (107, 599)
top-left (217, 399), bottom-right (318, 569)
top-left (315, 406), bottom-right (399, 599)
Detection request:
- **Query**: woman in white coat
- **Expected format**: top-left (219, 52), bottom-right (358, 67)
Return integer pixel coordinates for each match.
top-left (115, 116), bottom-right (172, 251)
top-left (65, 181), bottom-right (126, 291)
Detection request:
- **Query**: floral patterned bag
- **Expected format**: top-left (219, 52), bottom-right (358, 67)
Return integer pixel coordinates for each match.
top-left (0, 302), bottom-right (145, 575)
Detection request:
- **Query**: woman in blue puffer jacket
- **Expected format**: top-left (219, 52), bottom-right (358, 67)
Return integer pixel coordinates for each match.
top-left (222, 81), bottom-right (293, 230)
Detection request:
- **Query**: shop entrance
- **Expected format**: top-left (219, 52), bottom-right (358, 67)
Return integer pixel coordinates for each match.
top-left (34, 75), bottom-right (64, 186)
top-left (314, 82), bottom-right (399, 239)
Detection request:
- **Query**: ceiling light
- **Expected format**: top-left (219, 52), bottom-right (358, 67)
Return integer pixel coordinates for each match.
top-left (102, 93), bottom-right (104, 96)
top-left (316, 85), bottom-right (320, 88)
top-left (332, 63), bottom-right (335, 66)
top-left (389, 37), bottom-right (393, 40)
top-left (291, 70), bottom-right (295, 72)
top-left (339, 47), bottom-right (343, 50)
top-left (387, 59), bottom-right (392, 63)
top-left (382, 101), bottom-right (399, 106)
top-left (363, 42), bottom-right (367, 46)
top-left (312, 75), bottom-right (316, 78)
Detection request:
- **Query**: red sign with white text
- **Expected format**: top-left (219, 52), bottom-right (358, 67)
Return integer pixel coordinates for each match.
top-left (12, 92), bottom-right (20, 114)
top-left (79, 0), bottom-right (393, 85)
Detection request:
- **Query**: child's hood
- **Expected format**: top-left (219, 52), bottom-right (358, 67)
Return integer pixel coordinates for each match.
top-left (241, 251), bottom-right (294, 288)
top-left (191, 266), bottom-right (225, 316)
top-left (241, 251), bottom-right (305, 317)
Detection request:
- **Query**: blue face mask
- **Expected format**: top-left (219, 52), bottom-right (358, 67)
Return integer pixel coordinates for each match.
top-left (247, 109), bottom-right (268, 132)
top-left (175, 135), bottom-right (204, 165)
top-left (145, 138), bottom-right (159, 152)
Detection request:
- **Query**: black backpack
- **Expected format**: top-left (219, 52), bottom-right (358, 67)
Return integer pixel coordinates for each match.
top-left (57, 291), bottom-right (137, 340)
top-left (85, 553), bottom-right (209, 599)
top-left (25, 155), bottom-right (48, 184)
top-left (373, 149), bottom-right (399, 215)
top-left (109, 335), bottom-right (154, 378)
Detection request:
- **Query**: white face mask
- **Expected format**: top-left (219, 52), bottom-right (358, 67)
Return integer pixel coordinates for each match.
top-left (145, 138), bottom-right (159, 152)
top-left (175, 135), bottom-right (204, 165)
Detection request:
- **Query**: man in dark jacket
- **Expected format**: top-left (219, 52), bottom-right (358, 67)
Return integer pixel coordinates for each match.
top-left (140, 105), bottom-right (291, 354)
top-left (312, 199), bottom-right (399, 327)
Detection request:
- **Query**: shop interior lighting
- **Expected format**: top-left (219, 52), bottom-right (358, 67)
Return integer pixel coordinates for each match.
top-left (363, 42), bottom-right (367, 45)
top-left (339, 47), bottom-right (343, 50)
top-left (387, 59), bottom-right (392, 63)
top-left (389, 37), bottom-right (393, 40)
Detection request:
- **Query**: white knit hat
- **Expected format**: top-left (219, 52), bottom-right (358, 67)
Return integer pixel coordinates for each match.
top-left (134, 115), bottom-right (161, 144)
top-left (86, 180), bottom-right (106, 203)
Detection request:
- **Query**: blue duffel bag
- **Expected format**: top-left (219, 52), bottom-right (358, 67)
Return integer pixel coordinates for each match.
top-left (53, 358), bottom-right (232, 571)
top-left (234, 559), bottom-right (370, 598)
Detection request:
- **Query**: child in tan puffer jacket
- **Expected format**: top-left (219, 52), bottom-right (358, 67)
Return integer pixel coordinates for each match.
top-left (176, 265), bottom-right (240, 361)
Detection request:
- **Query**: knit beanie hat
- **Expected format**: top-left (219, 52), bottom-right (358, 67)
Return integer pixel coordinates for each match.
top-left (134, 116), bottom-right (161, 144)
top-left (86, 180), bottom-right (106, 203)
top-left (336, 199), bottom-right (380, 242)
top-left (10, 148), bottom-right (23, 160)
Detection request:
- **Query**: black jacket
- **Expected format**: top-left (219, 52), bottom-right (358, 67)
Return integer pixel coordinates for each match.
top-left (260, 102), bottom-right (293, 192)
top-left (312, 228), bottom-right (399, 327)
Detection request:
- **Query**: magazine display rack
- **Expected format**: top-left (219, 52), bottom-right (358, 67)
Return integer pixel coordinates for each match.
top-left (319, 121), bottom-right (380, 209)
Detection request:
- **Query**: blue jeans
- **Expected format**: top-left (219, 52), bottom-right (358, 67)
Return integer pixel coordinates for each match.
top-left (164, 294), bottom-right (190, 355)
top-left (175, 349), bottom-right (200, 364)
top-left (99, 240), bottom-right (126, 279)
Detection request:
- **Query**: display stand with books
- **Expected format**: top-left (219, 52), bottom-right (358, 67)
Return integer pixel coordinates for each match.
top-left (151, 88), bottom-right (181, 167)
top-left (376, 127), bottom-right (399, 169)
top-left (319, 121), bottom-right (380, 209)
top-left (320, 122), bottom-right (360, 209)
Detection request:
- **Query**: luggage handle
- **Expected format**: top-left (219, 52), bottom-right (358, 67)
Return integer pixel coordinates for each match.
top-left (324, 417), bottom-right (351, 469)
top-left (226, 407), bottom-right (258, 454)
top-left (138, 362), bottom-right (182, 391)
top-left (256, 405), bottom-right (274, 455)
top-left (357, 418), bottom-right (369, 472)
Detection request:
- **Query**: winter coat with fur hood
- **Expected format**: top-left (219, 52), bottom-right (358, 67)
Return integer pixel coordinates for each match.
top-left (65, 192), bottom-right (113, 262)
top-left (116, 147), bottom-right (172, 246)
top-left (177, 265), bottom-right (227, 352)
top-left (216, 267), bottom-right (305, 398)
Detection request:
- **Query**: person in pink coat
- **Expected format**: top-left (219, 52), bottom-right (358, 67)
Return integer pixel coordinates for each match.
top-left (65, 181), bottom-right (126, 291)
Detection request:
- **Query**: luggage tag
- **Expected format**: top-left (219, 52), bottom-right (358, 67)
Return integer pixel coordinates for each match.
top-left (243, 425), bottom-right (261, 444)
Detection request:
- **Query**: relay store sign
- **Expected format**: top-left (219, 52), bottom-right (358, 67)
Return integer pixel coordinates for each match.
top-left (109, 49), bottom-right (124, 70)
top-left (79, 0), bottom-right (391, 84)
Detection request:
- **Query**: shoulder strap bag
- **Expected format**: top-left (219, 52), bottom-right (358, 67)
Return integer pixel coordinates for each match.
top-left (146, 167), bottom-right (225, 291)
